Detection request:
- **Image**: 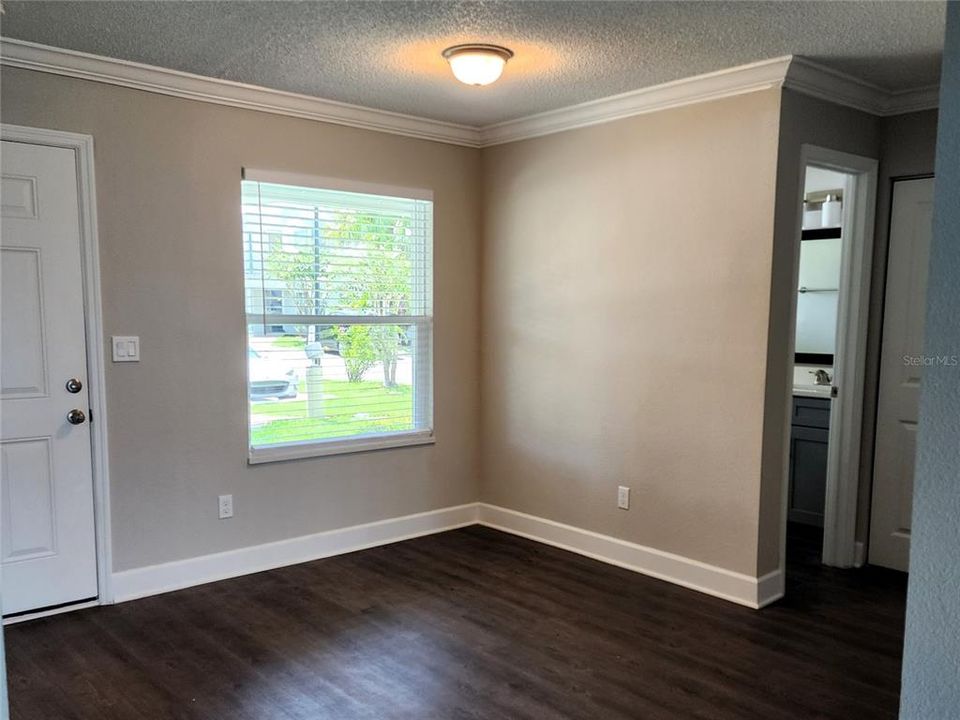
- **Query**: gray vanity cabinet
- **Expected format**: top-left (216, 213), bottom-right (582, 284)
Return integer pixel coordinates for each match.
top-left (788, 396), bottom-right (831, 527)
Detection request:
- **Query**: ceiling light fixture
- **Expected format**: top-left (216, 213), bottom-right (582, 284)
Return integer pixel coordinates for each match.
top-left (442, 44), bottom-right (514, 86)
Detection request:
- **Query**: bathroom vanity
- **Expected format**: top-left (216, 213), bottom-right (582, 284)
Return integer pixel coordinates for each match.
top-left (788, 393), bottom-right (831, 527)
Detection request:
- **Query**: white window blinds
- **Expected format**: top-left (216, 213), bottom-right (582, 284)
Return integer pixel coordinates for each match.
top-left (241, 171), bottom-right (434, 461)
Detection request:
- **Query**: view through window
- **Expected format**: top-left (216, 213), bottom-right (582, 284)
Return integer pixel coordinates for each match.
top-left (242, 175), bottom-right (433, 459)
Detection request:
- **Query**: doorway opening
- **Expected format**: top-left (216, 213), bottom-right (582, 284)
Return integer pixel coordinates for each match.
top-left (783, 146), bottom-right (877, 572)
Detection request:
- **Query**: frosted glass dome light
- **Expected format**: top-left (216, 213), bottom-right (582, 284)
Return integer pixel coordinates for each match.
top-left (442, 44), bottom-right (514, 86)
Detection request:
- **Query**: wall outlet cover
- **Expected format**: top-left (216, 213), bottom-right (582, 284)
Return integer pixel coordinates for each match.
top-left (218, 494), bottom-right (234, 519)
top-left (617, 486), bottom-right (630, 510)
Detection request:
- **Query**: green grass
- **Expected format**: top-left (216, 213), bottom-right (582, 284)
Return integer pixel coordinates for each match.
top-left (250, 379), bottom-right (412, 445)
top-left (270, 335), bottom-right (307, 349)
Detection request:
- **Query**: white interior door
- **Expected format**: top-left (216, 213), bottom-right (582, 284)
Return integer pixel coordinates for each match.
top-left (1, 139), bottom-right (98, 615)
top-left (869, 177), bottom-right (935, 572)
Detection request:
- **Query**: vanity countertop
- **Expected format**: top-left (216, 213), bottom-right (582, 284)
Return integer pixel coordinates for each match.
top-left (793, 384), bottom-right (832, 399)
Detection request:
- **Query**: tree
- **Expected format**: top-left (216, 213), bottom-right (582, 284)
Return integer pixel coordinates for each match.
top-left (327, 212), bottom-right (411, 387)
top-left (265, 239), bottom-right (325, 315)
top-left (263, 205), bottom-right (412, 386)
top-left (263, 211), bottom-right (332, 346)
top-left (335, 325), bottom-right (378, 382)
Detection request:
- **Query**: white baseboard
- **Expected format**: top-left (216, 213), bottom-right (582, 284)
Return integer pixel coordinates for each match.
top-left (111, 503), bottom-right (480, 603)
top-left (110, 501), bottom-right (782, 610)
top-left (854, 540), bottom-right (866, 568)
top-left (756, 568), bottom-right (786, 607)
top-left (477, 504), bottom-right (783, 609)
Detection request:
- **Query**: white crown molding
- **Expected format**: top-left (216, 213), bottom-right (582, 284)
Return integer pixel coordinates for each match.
top-left (0, 37), bottom-right (483, 148)
top-left (478, 55), bottom-right (795, 146)
top-left (0, 37), bottom-right (939, 149)
top-left (784, 56), bottom-right (890, 114)
top-left (784, 56), bottom-right (940, 117)
top-left (884, 84), bottom-right (942, 116)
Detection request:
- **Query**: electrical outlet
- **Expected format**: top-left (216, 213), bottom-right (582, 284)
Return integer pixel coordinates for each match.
top-left (218, 494), bottom-right (234, 519)
top-left (617, 485), bottom-right (630, 510)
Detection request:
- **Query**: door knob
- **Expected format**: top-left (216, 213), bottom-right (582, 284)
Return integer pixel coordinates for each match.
top-left (65, 378), bottom-right (83, 393)
top-left (67, 409), bottom-right (86, 425)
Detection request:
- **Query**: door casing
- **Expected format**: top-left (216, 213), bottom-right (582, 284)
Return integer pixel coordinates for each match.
top-left (779, 145), bottom-right (879, 573)
top-left (1, 124), bottom-right (112, 620)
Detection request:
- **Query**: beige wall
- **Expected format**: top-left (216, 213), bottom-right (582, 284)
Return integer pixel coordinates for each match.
top-left (2, 63), bottom-right (937, 586)
top-left (1, 68), bottom-right (482, 572)
top-left (480, 90), bottom-right (783, 576)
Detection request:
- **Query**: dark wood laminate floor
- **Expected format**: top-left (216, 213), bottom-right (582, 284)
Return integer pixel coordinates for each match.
top-left (6, 525), bottom-right (907, 720)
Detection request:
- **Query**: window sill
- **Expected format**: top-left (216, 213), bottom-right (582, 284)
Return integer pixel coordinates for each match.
top-left (248, 430), bottom-right (435, 464)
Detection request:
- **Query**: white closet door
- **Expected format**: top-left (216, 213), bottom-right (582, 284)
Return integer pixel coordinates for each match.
top-left (869, 177), bottom-right (935, 572)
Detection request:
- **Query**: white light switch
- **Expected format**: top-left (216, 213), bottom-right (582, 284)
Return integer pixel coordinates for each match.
top-left (112, 336), bottom-right (140, 362)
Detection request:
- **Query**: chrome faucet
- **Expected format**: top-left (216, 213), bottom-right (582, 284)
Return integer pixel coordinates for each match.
top-left (811, 369), bottom-right (832, 386)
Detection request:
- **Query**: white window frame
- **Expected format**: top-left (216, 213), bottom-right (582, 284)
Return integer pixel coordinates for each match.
top-left (242, 169), bottom-right (434, 464)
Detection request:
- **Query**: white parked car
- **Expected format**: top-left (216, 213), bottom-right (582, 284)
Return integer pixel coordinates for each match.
top-left (248, 348), bottom-right (298, 400)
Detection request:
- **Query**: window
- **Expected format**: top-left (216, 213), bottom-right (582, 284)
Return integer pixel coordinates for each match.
top-left (242, 170), bottom-right (433, 462)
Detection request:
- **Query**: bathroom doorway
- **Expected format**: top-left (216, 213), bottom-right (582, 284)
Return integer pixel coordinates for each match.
top-left (784, 146), bottom-right (878, 569)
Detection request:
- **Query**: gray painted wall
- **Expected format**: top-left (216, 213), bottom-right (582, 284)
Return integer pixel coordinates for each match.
top-left (900, 3), bottom-right (960, 717)
top-left (857, 109), bottom-right (939, 552)
top-left (760, 90), bottom-right (881, 574)
top-left (0, 591), bottom-right (6, 720)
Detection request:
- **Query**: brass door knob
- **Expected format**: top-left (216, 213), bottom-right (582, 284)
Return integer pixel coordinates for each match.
top-left (67, 409), bottom-right (86, 425)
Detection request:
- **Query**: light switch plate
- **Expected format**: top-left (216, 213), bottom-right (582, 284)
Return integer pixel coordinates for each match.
top-left (112, 335), bottom-right (140, 362)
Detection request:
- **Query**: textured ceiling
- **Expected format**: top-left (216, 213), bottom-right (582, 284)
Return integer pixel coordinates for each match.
top-left (1, 1), bottom-right (946, 127)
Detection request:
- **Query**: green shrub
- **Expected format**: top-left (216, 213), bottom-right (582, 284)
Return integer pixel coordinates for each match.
top-left (336, 325), bottom-right (378, 382)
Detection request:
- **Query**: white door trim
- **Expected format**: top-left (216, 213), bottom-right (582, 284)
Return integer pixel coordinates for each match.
top-left (1, 123), bottom-right (112, 605)
top-left (784, 145), bottom-right (878, 570)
